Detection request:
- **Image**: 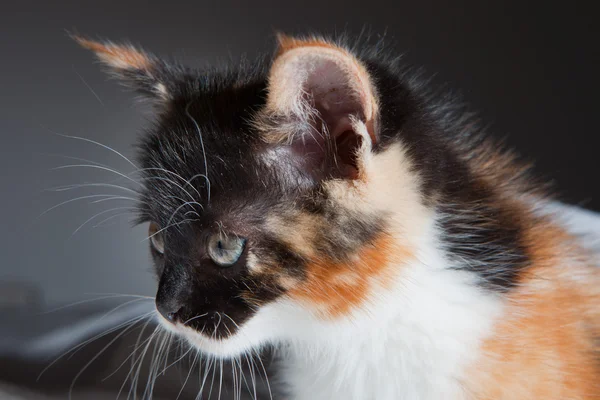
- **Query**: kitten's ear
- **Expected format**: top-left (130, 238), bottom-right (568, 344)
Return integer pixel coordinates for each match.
top-left (73, 35), bottom-right (173, 102)
top-left (260, 34), bottom-right (379, 180)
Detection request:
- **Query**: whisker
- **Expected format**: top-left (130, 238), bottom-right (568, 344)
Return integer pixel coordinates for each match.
top-left (93, 212), bottom-right (134, 228)
top-left (159, 200), bottom-right (203, 237)
top-left (66, 311), bottom-right (154, 361)
top-left (84, 293), bottom-right (154, 299)
top-left (186, 172), bottom-right (211, 203)
top-left (70, 207), bottom-right (137, 237)
top-left (175, 350), bottom-right (199, 400)
top-left (136, 167), bottom-right (203, 201)
top-left (73, 66), bottom-right (105, 107)
top-left (121, 320), bottom-right (158, 400)
top-left (245, 352), bottom-right (258, 400)
top-left (52, 164), bottom-right (141, 187)
top-left (183, 312), bottom-right (208, 326)
top-left (143, 328), bottom-right (165, 399)
top-left (41, 294), bottom-right (146, 315)
top-left (37, 312), bottom-right (150, 382)
top-left (47, 183), bottom-right (139, 196)
top-left (157, 346), bottom-right (192, 376)
top-left (218, 356), bottom-right (224, 400)
top-left (90, 195), bottom-right (137, 204)
top-left (49, 130), bottom-right (138, 169)
top-left (38, 194), bottom-right (128, 218)
top-left (37, 152), bottom-right (113, 169)
top-left (208, 351), bottom-right (218, 400)
top-left (185, 102), bottom-right (211, 204)
top-left (96, 297), bottom-right (153, 323)
top-left (198, 354), bottom-right (211, 397)
top-left (141, 176), bottom-right (197, 203)
top-left (102, 321), bottom-right (158, 382)
top-left (254, 348), bottom-right (273, 400)
top-left (68, 319), bottom-right (145, 400)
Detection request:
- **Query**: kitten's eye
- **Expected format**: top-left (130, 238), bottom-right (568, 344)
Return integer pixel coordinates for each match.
top-left (207, 234), bottom-right (246, 267)
top-left (148, 222), bottom-right (164, 254)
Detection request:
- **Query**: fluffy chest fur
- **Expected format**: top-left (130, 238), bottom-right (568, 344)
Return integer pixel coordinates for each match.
top-left (275, 232), bottom-right (503, 400)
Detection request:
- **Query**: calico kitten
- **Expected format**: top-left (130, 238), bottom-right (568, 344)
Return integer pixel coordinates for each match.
top-left (75, 33), bottom-right (600, 399)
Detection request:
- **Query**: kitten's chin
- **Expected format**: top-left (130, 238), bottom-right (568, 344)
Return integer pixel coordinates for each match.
top-left (156, 314), bottom-right (254, 359)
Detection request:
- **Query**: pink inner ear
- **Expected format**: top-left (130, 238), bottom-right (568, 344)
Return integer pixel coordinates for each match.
top-left (265, 44), bottom-right (376, 180)
top-left (304, 57), bottom-right (366, 135)
top-left (301, 56), bottom-right (368, 179)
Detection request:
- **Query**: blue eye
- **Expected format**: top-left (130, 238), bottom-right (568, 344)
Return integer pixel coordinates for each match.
top-left (207, 234), bottom-right (246, 266)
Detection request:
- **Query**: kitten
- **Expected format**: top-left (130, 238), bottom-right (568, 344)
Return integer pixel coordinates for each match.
top-left (75, 33), bottom-right (600, 399)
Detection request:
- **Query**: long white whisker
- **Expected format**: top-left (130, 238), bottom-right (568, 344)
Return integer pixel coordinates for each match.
top-left (254, 349), bottom-right (273, 400)
top-left (143, 327), bottom-right (166, 399)
top-left (186, 172), bottom-right (211, 203)
top-left (102, 320), bottom-right (158, 382)
top-left (67, 315), bottom-right (149, 400)
top-left (218, 357), bottom-right (224, 400)
top-left (160, 200), bottom-right (203, 236)
top-left (122, 321), bottom-right (158, 400)
top-left (199, 354), bottom-right (215, 397)
top-left (66, 312), bottom-right (154, 361)
top-left (245, 352), bottom-right (258, 400)
top-left (39, 194), bottom-right (126, 218)
top-left (208, 351), bottom-right (218, 400)
top-left (185, 102), bottom-right (211, 204)
top-left (96, 298), bottom-right (152, 323)
top-left (90, 196), bottom-right (137, 204)
top-left (70, 207), bottom-right (137, 237)
top-left (158, 346), bottom-right (192, 376)
top-left (37, 152), bottom-right (113, 169)
top-left (41, 294), bottom-right (142, 315)
top-left (175, 350), bottom-right (199, 400)
top-left (73, 66), bottom-right (105, 107)
top-left (50, 130), bottom-right (138, 169)
top-left (84, 293), bottom-right (154, 299)
top-left (136, 167), bottom-right (203, 200)
top-left (141, 176), bottom-right (197, 203)
top-left (183, 312), bottom-right (209, 326)
top-left (47, 183), bottom-right (139, 196)
top-left (93, 212), bottom-right (133, 228)
top-left (52, 164), bottom-right (141, 187)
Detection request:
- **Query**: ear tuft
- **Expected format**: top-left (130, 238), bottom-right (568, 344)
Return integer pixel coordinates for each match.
top-left (73, 34), bottom-right (173, 102)
top-left (73, 35), bottom-right (154, 71)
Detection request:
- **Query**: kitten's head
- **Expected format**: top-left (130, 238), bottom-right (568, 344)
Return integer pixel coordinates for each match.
top-left (77, 34), bottom-right (422, 357)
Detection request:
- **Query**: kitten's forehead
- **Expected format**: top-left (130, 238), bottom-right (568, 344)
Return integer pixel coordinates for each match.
top-left (137, 71), bottom-right (313, 229)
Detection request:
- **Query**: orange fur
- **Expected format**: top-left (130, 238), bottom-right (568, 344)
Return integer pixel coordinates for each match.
top-left (467, 217), bottom-right (600, 399)
top-left (74, 37), bottom-right (151, 70)
top-left (288, 234), bottom-right (411, 318)
top-left (275, 33), bottom-right (341, 55)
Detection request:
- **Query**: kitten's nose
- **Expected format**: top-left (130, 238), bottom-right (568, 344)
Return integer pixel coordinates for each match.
top-left (156, 299), bottom-right (182, 324)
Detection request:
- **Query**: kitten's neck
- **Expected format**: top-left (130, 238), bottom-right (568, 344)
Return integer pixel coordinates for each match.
top-left (277, 223), bottom-right (503, 400)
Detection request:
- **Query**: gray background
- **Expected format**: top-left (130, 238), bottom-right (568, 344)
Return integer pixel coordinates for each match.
top-left (1, 0), bottom-right (598, 309)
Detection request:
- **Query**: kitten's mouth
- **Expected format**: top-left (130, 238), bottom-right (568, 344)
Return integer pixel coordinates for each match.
top-left (156, 312), bottom-right (251, 358)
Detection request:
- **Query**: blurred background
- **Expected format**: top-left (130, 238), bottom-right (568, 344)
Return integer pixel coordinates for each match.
top-left (0, 0), bottom-right (597, 398)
